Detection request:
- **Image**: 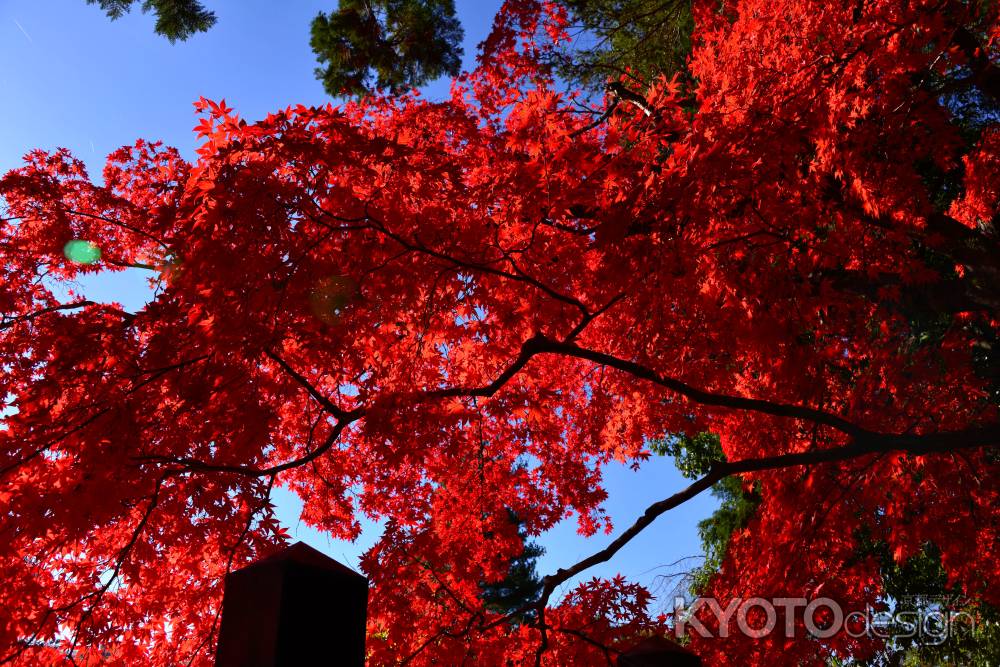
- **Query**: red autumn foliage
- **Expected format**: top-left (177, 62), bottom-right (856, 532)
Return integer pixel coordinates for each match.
top-left (1, 0), bottom-right (998, 664)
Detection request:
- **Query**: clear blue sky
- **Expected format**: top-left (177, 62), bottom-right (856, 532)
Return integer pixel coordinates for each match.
top-left (0, 0), bottom-right (717, 610)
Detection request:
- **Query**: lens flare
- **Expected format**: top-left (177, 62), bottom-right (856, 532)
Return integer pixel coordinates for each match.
top-left (63, 240), bottom-right (101, 265)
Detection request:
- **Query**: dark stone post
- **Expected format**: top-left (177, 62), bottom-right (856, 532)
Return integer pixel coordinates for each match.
top-left (617, 636), bottom-right (703, 667)
top-left (215, 541), bottom-right (369, 667)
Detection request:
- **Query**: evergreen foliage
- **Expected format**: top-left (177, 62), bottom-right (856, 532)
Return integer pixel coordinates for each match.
top-left (310, 0), bottom-right (464, 97)
top-left (86, 0), bottom-right (216, 42)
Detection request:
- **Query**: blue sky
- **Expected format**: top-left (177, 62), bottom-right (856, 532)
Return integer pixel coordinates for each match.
top-left (0, 0), bottom-right (716, 609)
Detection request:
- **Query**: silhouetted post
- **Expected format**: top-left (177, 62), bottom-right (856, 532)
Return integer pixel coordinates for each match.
top-left (617, 636), bottom-right (703, 667)
top-left (215, 542), bottom-right (369, 667)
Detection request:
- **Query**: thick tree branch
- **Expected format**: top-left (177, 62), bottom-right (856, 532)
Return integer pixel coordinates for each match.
top-left (146, 328), bottom-right (995, 480)
top-left (532, 337), bottom-right (870, 438)
top-left (533, 427), bottom-right (998, 611)
top-left (432, 332), bottom-right (551, 399)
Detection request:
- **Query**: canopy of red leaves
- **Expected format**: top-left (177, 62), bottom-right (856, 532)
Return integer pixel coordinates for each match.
top-left (1, 0), bottom-right (997, 664)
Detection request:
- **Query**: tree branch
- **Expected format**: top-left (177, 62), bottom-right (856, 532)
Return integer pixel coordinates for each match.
top-left (532, 337), bottom-right (871, 438)
top-left (0, 301), bottom-right (96, 331)
top-left (534, 430), bottom-right (998, 611)
top-left (264, 349), bottom-right (351, 419)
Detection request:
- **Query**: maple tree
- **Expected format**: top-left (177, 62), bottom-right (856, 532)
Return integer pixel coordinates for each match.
top-left (2, 0), bottom-right (999, 665)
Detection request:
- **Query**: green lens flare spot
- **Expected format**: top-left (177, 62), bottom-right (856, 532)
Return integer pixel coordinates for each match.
top-left (63, 240), bottom-right (102, 265)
